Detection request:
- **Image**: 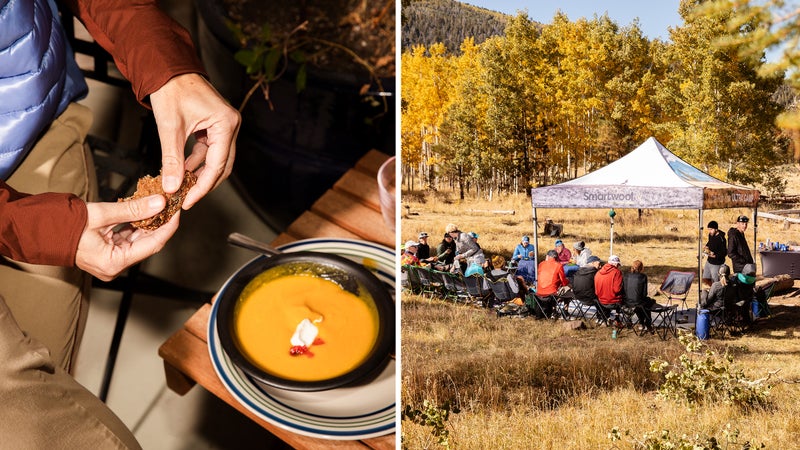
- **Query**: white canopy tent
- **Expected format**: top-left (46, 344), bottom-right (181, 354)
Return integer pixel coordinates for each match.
top-left (530, 137), bottom-right (760, 299)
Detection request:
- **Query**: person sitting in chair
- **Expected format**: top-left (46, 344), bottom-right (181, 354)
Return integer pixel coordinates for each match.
top-left (543, 218), bottom-right (563, 237)
top-left (553, 239), bottom-right (572, 265)
top-left (700, 264), bottom-right (730, 310)
top-left (623, 260), bottom-right (656, 333)
top-left (511, 235), bottom-right (535, 263)
top-left (511, 235), bottom-right (536, 285)
top-left (574, 241), bottom-right (593, 267)
top-left (573, 256), bottom-right (602, 306)
top-left (433, 232), bottom-right (456, 272)
top-left (489, 255), bottom-right (530, 296)
top-left (401, 241), bottom-right (420, 266)
top-left (726, 263), bottom-right (756, 326)
top-left (464, 253), bottom-right (486, 277)
top-left (535, 250), bottom-right (568, 318)
top-left (595, 255), bottom-right (624, 319)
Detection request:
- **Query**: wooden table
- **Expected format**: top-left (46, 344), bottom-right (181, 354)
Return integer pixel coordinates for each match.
top-left (158, 150), bottom-right (395, 449)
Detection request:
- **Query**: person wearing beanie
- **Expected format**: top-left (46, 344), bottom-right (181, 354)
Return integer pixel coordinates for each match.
top-left (702, 220), bottom-right (727, 287)
top-left (727, 215), bottom-right (754, 274)
top-left (553, 239), bottom-right (572, 265)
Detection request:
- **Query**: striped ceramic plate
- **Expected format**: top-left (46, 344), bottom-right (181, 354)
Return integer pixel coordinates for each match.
top-left (207, 238), bottom-right (396, 440)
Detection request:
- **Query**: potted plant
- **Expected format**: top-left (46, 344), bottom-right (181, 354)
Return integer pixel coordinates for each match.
top-left (194, 0), bottom-right (395, 230)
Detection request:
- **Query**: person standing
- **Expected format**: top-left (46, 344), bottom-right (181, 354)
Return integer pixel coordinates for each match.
top-left (702, 221), bottom-right (727, 287)
top-left (446, 223), bottom-right (484, 272)
top-left (727, 215), bottom-right (754, 274)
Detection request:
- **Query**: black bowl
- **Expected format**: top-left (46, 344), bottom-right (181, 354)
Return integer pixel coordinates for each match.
top-left (216, 251), bottom-right (394, 392)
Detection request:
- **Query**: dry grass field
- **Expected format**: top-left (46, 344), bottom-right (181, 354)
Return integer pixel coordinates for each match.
top-left (400, 166), bottom-right (800, 449)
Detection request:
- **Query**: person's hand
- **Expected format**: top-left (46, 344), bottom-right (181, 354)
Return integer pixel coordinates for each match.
top-left (149, 73), bottom-right (241, 209)
top-left (75, 195), bottom-right (178, 281)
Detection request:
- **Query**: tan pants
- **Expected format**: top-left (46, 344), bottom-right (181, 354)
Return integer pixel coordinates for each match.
top-left (0, 103), bottom-right (141, 448)
top-left (1, 103), bottom-right (98, 373)
top-left (0, 295), bottom-right (140, 449)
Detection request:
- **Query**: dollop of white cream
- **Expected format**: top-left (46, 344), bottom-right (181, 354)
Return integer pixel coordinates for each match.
top-left (290, 318), bottom-right (319, 347)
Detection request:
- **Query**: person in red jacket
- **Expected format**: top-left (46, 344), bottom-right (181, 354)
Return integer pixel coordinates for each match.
top-left (595, 255), bottom-right (624, 307)
top-left (534, 250), bottom-right (568, 318)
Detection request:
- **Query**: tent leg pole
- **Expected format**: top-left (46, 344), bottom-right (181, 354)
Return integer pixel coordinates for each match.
top-left (753, 206), bottom-right (758, 272)
top-left (532, 206), bottom-right (539, 285)
top-left (698, 210), bottom-right (704, 307)
top-left (608, 208), bottom-right (616, 257)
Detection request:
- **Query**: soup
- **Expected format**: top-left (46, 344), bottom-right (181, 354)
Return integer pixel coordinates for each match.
top-left (233, 266), bottom-right (380, 382)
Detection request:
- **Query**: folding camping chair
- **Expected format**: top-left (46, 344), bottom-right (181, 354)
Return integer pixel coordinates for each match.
top-left (489, 277), bottom-right (521, 304)
top-left (440, 271), bottom-right (471, 304)
top-left (649, 303), bottom-right (678, 340)
top-left (753, 281), bottom-right (776, 319)
top-left (551, 286), bottom-right (582, 321)
top-left (708, 276), bottom-right (755, 337)
top-left (402, 264), bottom-right (422, 294)
top-left (464, 274), bottom-right (493, 307)
top-left (416, 266), bottom-right (444, 298)
top-left (515, 259), bottom-right (536, 285)
top-left (658, 270), bottom-right (696, 311)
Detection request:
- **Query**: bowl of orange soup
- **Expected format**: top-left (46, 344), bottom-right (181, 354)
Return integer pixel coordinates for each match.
top-left (215, 251), bottom-right (394, 392)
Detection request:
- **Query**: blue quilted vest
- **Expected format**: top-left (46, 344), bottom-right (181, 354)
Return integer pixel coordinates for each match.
top-left (0, 0), bottom-right (88, 179)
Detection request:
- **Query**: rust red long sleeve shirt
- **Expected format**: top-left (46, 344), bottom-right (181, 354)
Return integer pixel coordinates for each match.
top-left (0, 0), bottom-right (205, 266)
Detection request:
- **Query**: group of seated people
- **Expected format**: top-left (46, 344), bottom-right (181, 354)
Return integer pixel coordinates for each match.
top-left (698, 262), bottom-right (757, 325)
top-left (402, 224), bottom-right (763, 333)
top-left (537, 251), bottom-right (658, 331)
top-left (402, 228), bottom-right (664, 329)
top-left (401, 224), bottom-right (485, 274)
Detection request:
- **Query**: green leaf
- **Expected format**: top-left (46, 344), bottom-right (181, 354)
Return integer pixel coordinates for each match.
top-left (263, 47), bottom-right (282, 81)
top-left (234, 49), bottom-right (257, 72)
top-left (296, 64), bottom-right (307, 93)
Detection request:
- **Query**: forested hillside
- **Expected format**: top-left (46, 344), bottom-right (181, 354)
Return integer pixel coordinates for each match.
top-left (402, 0), bottom-right (797, 199)
top-left (401, 0), bottom-right (508, 53)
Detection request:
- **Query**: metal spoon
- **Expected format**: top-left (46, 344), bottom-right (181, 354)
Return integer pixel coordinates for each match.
top-left (226, 232), bottom-right (362, 295)
top-left (227, 232), bottom-right (282, 256)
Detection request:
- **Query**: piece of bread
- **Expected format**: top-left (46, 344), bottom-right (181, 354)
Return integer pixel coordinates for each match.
top-left (120, 171), bottom-right (197, 230)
